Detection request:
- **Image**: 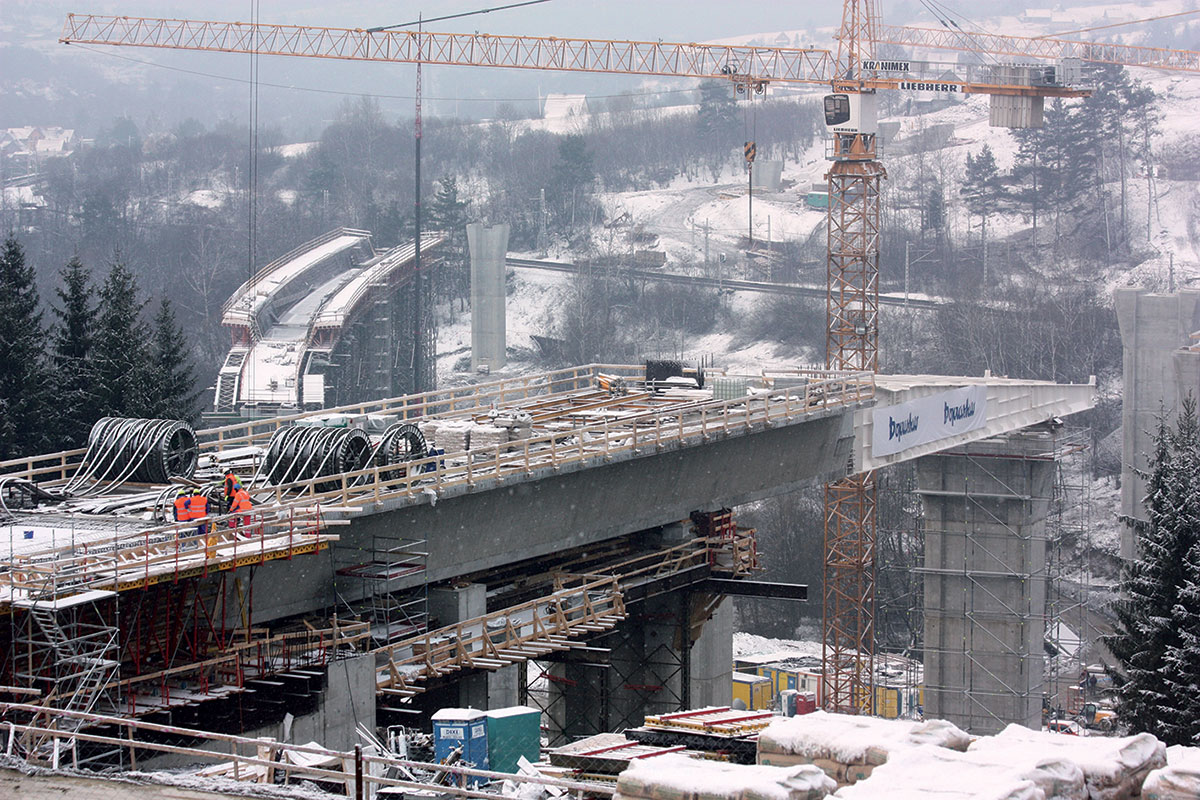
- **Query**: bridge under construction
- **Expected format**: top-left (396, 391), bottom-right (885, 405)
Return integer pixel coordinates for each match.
top-left (0, 356), bottom-right (1093, 762)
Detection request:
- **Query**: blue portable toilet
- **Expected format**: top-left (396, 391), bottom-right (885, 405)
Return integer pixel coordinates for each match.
top-left (432, 708), bottom-right (489, 786)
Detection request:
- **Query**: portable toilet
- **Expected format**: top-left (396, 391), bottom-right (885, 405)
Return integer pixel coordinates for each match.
top-left (780, 689), bottom-right (798, 717)
top-left (432, 708), bottom-right (489, 785)
top-left (485, 706), bottom-right (541, 773)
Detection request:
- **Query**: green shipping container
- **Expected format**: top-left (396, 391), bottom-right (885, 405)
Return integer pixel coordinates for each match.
top-left (485, 705), bottom-right (541, 773)
top-left (806, 191), bottom-right (830, 209)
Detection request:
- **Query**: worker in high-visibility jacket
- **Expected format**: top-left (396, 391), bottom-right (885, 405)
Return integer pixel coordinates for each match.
top-left (172, 488), bottom-right (190, 523)
top-left (228, 486), bottom-right (254, 536)
top-left (222, 470), bottom-right (242, 513)
top-left (188, 488), bottom-right (215, 556)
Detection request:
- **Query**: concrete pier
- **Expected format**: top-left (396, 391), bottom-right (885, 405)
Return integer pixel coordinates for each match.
top-left (467, 223), bottom-right (510, 372)
top-left (917, 430), bottom-right (1055, 734)
top-left (1115, 288), bottom-right (1200, 559)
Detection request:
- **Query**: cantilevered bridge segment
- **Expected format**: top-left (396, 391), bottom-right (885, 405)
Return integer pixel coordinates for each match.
top-left (214, 229), bottom-right (446, 414)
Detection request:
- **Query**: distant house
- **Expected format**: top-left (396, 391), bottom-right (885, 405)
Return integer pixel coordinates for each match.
top-left (2, 126), bottom-right (78, 168)
top-left (542, 93), bottom-right (589, 120)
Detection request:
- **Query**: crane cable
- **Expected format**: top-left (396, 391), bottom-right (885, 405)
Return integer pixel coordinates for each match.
top-left (246, 0), bottom-right (261, 409)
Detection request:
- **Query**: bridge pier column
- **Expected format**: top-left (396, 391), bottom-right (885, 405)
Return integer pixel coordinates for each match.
top-left (429, 583), bottom-right (519, 709)
top-left (533, 583), bottom-right (733, 744)
top-left (467, 223), bottom-right (510, 372)
top-left (916, 431), bottom-right (1053, 735)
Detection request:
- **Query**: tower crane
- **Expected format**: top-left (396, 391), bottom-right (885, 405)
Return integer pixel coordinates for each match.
top-left (60, 3), bottom-right (1200, 715)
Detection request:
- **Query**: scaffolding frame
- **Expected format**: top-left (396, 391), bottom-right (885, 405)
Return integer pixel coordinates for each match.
top-left (917, 431), bottom-right (1062, 733)
top-left (1042, 428), bottom-right (1095, 720)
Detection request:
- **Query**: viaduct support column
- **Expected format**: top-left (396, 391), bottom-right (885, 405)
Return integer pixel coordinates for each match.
top-left (467, 223), bottom-right (510, 372)
top-left (535, 585), bottom-right (727, 744)
top-left (429, 583), bottom-right (519, 709)
top-left (916, 431), bottom-right (1054, 735)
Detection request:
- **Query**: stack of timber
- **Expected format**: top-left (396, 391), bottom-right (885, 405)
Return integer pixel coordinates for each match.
top-left (756, 711), bottom-right (969, 787)
top-left (546, 733), bottom-right (712, 777)
top-left (615, 753), bottom-right (834, 800)
top-left (625, 707), bottom-right (772, 765)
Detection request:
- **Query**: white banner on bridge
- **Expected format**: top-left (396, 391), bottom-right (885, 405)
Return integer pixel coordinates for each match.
top-left (871, 386), bottom-right (989, 458)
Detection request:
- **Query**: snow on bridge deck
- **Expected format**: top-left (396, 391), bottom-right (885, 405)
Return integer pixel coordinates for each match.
top-left (0, 365), bottom-right (1096, 602)
top-left (227, 231), bottom-right (446, 407)
top-left (221, 228), bottom-right (372, 329)
top-left (312, 232), bottom-right (446, 330)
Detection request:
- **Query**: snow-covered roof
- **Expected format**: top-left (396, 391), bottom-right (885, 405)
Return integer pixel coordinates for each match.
top-left (543, 93), bottom-right (589, 120)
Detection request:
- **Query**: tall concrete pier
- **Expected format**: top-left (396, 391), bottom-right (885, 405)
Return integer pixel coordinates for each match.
top-left (1115, 288), bottom-right (1200, 559)
top-left (917, 430), bottom-right (1056, 734)
top-left (467, 223), bottom-right (510, 372)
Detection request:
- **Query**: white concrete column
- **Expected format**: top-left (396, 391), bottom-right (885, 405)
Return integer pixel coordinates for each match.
top-left (467, 223), bottom-right (510, 372)
top-left (1115, 288), bottom-right (1200, 559)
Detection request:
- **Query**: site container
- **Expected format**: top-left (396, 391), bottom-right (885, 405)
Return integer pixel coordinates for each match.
top-left (485, 705), bottom-right (541, 773)
top-left (732, 671), bottom-right (773, 710)
top-left (432, 708), bottom-right (489, 785)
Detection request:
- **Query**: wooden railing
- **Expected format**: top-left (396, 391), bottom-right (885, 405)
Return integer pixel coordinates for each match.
top-left (243, 368), bottom-right (873, 514)
top-left (375, 532), bottom-right (759, 696)
top-left (0, 702), bottom-right (611, 797)
top-left (0, 365), bottom-right (871, 487)
top-left (1, 506), bottom-right (334, 605)
top-left (378, 574), bottom-right (625, 694)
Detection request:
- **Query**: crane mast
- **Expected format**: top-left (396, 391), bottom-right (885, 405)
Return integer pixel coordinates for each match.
top-left (822, 0), bottom-right (884, 715)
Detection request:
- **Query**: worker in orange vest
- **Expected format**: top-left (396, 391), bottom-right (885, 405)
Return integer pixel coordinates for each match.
top-left (228, 486), bottom-right (254, 536)
top-left (188, 488), bottom-right (216, 556)
top-left (173, 488), bottom-right (190, 523)
top-left (223, 470), bottom-right (242, 513)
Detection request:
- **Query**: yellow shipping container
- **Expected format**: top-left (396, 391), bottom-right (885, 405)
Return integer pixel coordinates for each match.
top-left (732, 671), bottom-right (773, 711)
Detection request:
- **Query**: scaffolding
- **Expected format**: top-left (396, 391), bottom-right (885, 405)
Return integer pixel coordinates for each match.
top-left (337, 530), bottom-right (430, 647)
top-left (1043, 428), bottom-right (1095, 721)
top-left (916, 429), bottom-right (1057, 734)
top-left (10, 551), bottom-right (121, 762)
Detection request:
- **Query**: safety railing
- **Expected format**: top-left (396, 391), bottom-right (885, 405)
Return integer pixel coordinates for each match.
top-left (375, 532), bottom-right (757, 695)
top-left (311, 232), bottom-right (448, 331)
top-left (247, 368), bottom-right (873, 514)
top-left (201, 362), bottom-right (628, 452)
top-left (219, 227), bottom-right (372, 317)
top-left (0, 365), bottom-right (872, 486)
top-left (0, 702), bottom-right (611, 797)
top-left (0, 506), bottom-right (334, 605)
top-left (378, 574), bottom-right (626, 692)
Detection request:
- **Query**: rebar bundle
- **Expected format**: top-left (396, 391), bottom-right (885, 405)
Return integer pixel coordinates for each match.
top-left (66, 418), bottom-right (199, 495)
top-left (261, 425), bottom-right (372, 490)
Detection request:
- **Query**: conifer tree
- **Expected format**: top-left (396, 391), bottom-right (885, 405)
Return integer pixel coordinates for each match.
top-left (147, 297), bottom-right (199, 421)
top-left (93, 254), bottom-right (151, 418)
top-left (1164, 532), bottom-right (1200, 744)
top-left (51, 256), bottom-right (100, 447)
top-left (0, 234), bottom-right (51, 459)
top-left (1106, 400), bottom-right (1200, 742)
top-left (961, 144), bottom-right (1002, 284)
top-left (428, 175), bottom-right (471, 310)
